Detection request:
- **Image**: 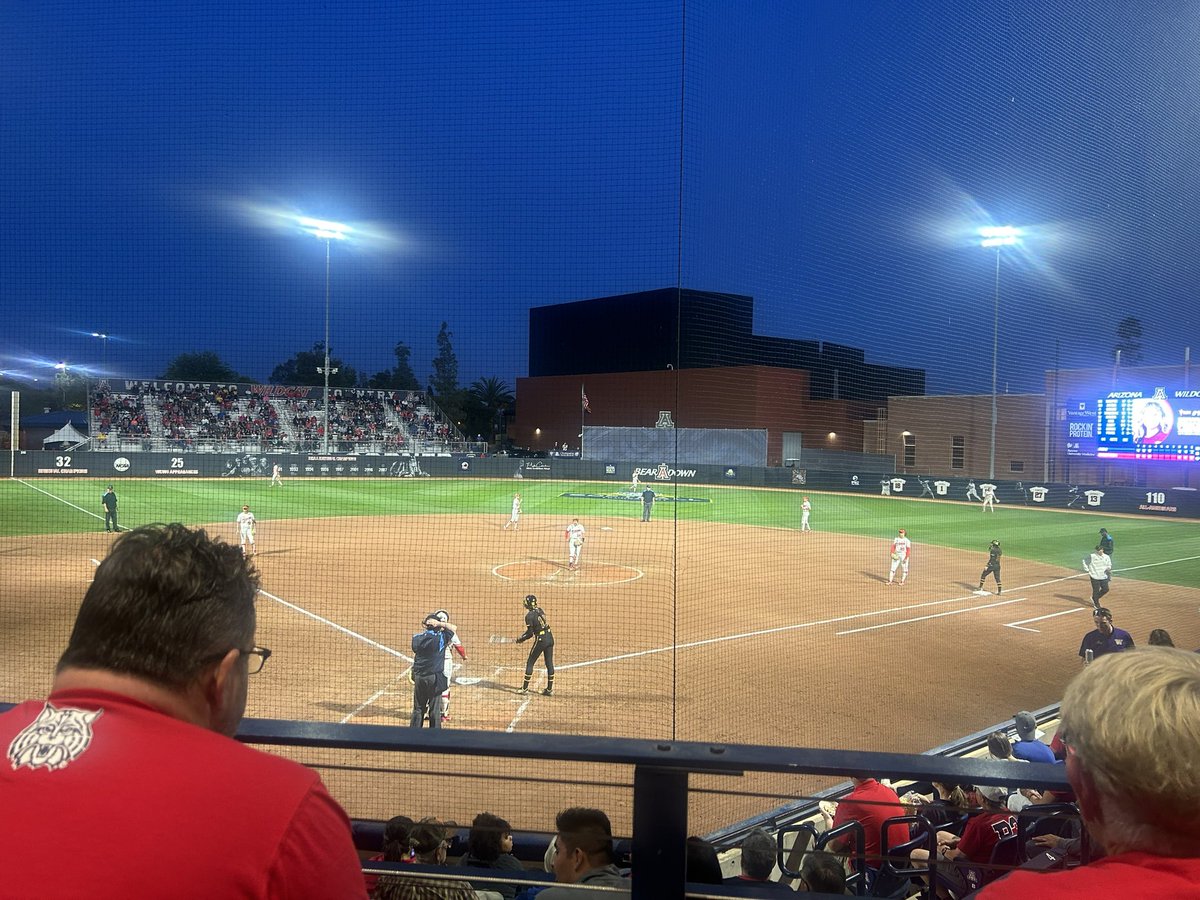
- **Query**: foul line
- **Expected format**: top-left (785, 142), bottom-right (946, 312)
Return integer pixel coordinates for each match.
top-left (506, 697), bottom-right (533, 733)
top-left (1004, 607), bottom-right (1088, 633)
top-left (836, 597), bottom-right (1026, 635)
top-left (341, 671), bottom-right (410, 724)
top-left (257, 589), bottom-right (412, 663)
top-left (16, 479), bottom-right (107, 524)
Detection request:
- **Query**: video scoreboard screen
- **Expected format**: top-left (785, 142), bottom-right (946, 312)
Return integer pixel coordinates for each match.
top-left (1087, 387), bottom-right (1200, 461)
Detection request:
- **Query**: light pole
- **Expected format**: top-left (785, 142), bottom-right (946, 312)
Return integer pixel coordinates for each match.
top-left (91, 332), bottom-right (109, 373)
top-left (298, 217), bottom-right (350, 454)
top-left (978, 226), bottom-right (1022, 480)
top-left (53, 361), bottom-right (69, 408)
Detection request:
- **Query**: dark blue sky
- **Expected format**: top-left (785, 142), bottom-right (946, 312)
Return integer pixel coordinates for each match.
top-left (3, 1), bottom-right (1198, 397)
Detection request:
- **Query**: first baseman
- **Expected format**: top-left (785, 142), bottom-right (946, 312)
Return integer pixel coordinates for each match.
top-left (565, 517), bottom-right (586, 569)
top-left (236, 505), bottom-right (257, 557)
top-left (887, 528), bottom-right (911, 585)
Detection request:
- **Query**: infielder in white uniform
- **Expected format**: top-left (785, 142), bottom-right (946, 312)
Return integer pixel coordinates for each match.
top-left (801, 496), bottom-right (812, 532)
top-left (887, 528), bottom-right (911, 585)
top-left (981, 483), bottom-right (997, 512)
top-left (630, 471), bottom-right (640, 492)
top-left (503, 492), bottom-right (521, 531)
top-left (565, 517), bottom-right (586, 569)
top-left (431, 609), bottom-right (466, 721)
top-left (236, 505), bottom-right (257, 557)
top-left (271, 464), bottom-right (283, 487)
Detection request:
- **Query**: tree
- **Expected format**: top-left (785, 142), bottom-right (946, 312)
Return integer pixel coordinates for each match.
top-left (428, 322), bottom-right (463, 421)
top-left (1114, 316), bottom-right (1143, 366)
top-left (269, 342), bottom-right (358, 387)
top-left (160, 351), bottom-right (247, 383)
top-left (463, 376), bottom-right (515, 442)
top-left (365, 341), bottom-right (420, 390)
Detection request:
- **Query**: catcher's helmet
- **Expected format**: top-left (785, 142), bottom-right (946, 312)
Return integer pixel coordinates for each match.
top-left (433, 609), bottom-right (449, 622)
top-left (523, 594), bottom-right (538, 610)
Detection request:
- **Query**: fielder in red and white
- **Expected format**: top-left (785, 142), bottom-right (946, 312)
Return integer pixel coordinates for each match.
top-left (431, 609), bottom-right (466, 722)
top-left (565, 518), bottom-right (586, 569)
top-left (236, 505), bottom-right (257, 557)
top-left (887, 528), bottom-right (911, 585)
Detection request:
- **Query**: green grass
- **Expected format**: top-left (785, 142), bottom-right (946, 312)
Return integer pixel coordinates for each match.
top-left (4, 477), bottom-right (1198, 588)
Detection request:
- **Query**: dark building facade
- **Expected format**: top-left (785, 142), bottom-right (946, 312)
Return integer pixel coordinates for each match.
top-left (528, 288), bottom-right (925, 403)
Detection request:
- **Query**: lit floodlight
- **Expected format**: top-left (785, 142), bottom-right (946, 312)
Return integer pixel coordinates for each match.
top-left (91, 332), bottom-right (108, 339)
top-left (54, 361), bottom-right (68, 371)
top-left (297, 216), bottom-right (351, 240)
top-left (978, 225), bottom-right (1022, 248)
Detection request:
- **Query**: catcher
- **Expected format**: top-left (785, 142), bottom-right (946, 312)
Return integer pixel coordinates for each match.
top-left (979, 540), bottom-right (1003, 594)
top-left (564, 517), bottom-right (586, 570)
top-left (515, 594), bottom-right (554, 696)
top-left (887, 528), bottom-right (911, 585)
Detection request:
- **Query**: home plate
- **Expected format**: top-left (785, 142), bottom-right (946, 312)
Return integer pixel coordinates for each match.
top-left (456, 677), bottom-right (482, 685)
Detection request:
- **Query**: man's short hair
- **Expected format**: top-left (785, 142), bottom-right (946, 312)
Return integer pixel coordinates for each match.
top-left (555, 807), bottom-right (614, 863)
top-left (1094, 607), bottom-right (1112, 621)
top-left (57, 524), bottom-right (260, 690)
top-left (1060, 648), bottom-right (1200, 852)
top-left (739, 828), bottom-right (776, 881)
top-left (800, 850), bottom-right (846, 894)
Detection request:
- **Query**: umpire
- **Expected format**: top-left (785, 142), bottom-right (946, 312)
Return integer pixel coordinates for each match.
top-left (410, 612), bottom-right (456, 728)
top-left (978, 540), bottom-right (1002, 594)
top-left (641, 486), bottom-right (656, 522)
top-left (515, 594), bottom-right (554, 696)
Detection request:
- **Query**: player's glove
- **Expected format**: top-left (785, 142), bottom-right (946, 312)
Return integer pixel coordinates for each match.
top-left (891, 551), bottom-right (902, 561)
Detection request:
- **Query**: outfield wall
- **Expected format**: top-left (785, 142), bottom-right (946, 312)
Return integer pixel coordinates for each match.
top-left (12, 450), bottom-right (1199, 519)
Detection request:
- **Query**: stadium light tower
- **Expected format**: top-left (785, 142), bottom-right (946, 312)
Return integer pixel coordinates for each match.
top-left (298, 217), bottom-right (351, 454)
top-left (91, 332), bottom-right (109, 373)
top-left (978, 225), bottom-right (1023, 479)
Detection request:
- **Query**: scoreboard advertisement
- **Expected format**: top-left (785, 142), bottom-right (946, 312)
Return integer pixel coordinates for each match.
top-left (1070, 386), bottom-right (1200, 462)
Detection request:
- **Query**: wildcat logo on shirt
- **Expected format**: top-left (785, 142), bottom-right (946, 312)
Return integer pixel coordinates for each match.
top-left (8, 703), bottom-right (102, 772)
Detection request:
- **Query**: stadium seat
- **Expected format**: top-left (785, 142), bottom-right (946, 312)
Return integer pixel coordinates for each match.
top-left (868, 814), bottom-right (935, 899)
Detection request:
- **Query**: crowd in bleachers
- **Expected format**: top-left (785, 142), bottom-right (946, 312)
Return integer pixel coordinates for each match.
top-left (87, 382), bottom-right (463, 453)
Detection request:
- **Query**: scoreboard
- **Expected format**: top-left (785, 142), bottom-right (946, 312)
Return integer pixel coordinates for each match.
top-left (1091, 388), bottom-right (1200, 461)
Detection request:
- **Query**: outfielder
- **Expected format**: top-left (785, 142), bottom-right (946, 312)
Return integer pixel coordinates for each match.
top-left (965, 480), bottom-right (982, 502)
top-left (271, 464), bottom-right (283, 487)
top-left (503, 492), bottom-right (521, 531)
top-left (630, 471), bottom-right (640, 492)
top-left (978, 540), bottom-right (1003, 594)
top-left (431, 609), bottom-right (467, 722)
top-left (801, 496), bottom-right (812, 532)
top-left (515, 594), bottom-right (554, 696)
top-left (236, 505), bottom-right (257, 557)
top-left (565, 517), bottom-right (586, 570)
top-left (981, 482), bottom-right (997, 512)
top-left (887, 528), bottom-right (911, 585)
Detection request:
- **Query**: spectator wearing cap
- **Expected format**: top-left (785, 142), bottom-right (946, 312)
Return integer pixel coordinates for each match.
top-left (1011, 712), bottom-right (1057, 764)
top-left (410, 612), bottom-right (456, 729)
top-left (978, 648), bottom-right (1200, 897)
top-left (1098, 527), bottom-right (1113, 561)
top-left (1078, 608), bottom-right (1134, 666)
top-left (912, 785), bottom-right (1017, 896)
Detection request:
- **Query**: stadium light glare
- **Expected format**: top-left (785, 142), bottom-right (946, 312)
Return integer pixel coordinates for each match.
top-left (91, 332), bottom-right (110, 373)
top-left (297, 215), bottom-right (352, 454)
top-left (979, 225), bottom-right (1024, 479)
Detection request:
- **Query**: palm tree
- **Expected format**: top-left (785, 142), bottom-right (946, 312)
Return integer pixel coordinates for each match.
top-left (467, 376), bottom-right (515, 444)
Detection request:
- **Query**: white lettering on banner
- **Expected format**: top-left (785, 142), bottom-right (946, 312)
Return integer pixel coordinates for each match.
top-left (633, 466), bottom-right (697, 480)
top-left (113, 458), bottom-right (131, 472)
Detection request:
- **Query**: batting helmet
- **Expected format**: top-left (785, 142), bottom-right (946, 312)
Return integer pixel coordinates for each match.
top-left (433, 609), bottom-right (449, 622)
top-left (523, 594), bottom-right (538, 610)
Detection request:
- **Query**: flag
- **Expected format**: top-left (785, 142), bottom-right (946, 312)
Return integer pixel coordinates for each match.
top-left (581, 385), bottom-right (591, 414)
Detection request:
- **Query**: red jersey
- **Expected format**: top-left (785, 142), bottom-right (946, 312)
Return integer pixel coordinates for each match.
top-left (831, 779), bottom-right (910, 865)
top-left (0, 689), bottom-right (366, 899)
top-left (957, 810), bottom-right (1017, 863)
top-left (978, 851), bottom-right (1200, 898)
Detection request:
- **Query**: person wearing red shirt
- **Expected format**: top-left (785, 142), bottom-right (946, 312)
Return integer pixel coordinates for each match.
top-left (978, 648), bottom-right (1200, 898)
top-left (827, 776), bottom-right (910, 869)
top-left (0, 523), bottom-right (365, 900)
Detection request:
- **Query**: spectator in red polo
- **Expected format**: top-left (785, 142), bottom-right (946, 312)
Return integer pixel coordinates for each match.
top-left (825, 775), bottom-right (909, 868)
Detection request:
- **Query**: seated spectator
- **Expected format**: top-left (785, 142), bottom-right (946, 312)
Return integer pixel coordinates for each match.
top-left (459, 812), bottom-right (525, 900)
top-left (538, 807), bottom-right (630, 899)
top-left (1078, 607), bottom-right (1134, 665)
top-left (0, 524), bottom-right (365, 898)
top-left (685, 836), bottom-right (724, 885)
top-left (979, 649), bottom-right (1200, 897)
top-left (911, 784), bottom-right (1017, 897)
top-left (364, 815), bottom-right (415, 895)
top-left (721, 828), bottom-right (791, 894)
top-left (825, 775), bottom-right (909, 869)
top-left (372, 818), bottom-right (480, 900)
top-left (907, 781), bottom-right (971, 832)
top-left (1148, 628), bottom-right (1175, 647)
top-left (798, 850), bottom-right (847, 894)
top-left (1011, 711), bottom-right (1057, 764)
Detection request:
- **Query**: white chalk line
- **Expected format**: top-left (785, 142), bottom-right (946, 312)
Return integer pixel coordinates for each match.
top-left (836, 597), bottom-right (1026, 636)
top-left (257, 589), bottom-right (412, 663)
top-left (1003, 607), bottom-right (1089, 633)
top-left (16, 479), bottom-right (107, 524)
top-left (340, 670), bottom-right (411, 724)
top-left (506, 697), bottom-right (533, 733)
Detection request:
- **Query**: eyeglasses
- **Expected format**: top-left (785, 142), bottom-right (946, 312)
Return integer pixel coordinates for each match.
top-left (200, 645), bottom-right (272, 674)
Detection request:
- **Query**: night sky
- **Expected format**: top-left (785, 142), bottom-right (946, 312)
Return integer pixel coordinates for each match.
top-left (3, 1), bottom-right (1198, 398)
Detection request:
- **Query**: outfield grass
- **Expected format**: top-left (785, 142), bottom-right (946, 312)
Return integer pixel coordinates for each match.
top-left (4, 477), bottom-right (1197, 588)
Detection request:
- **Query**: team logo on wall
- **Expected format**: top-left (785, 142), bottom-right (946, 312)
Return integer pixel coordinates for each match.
top-left (8, 703), bottom-right (102, 772)
top-left (655, 411), bottom-right (675, 428)
top-left (656, 463), bottom-right (670, 480)
top-left (113, 457), bottom-right (130, 472)
top-left (791, 468), bottom-right (806, 484)
top-left (460, 460), bottom-right (470, 471)
top-left (724, 468), bottom-right (738, 479)
top-left (850, 475), bottom-right (860, 486)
